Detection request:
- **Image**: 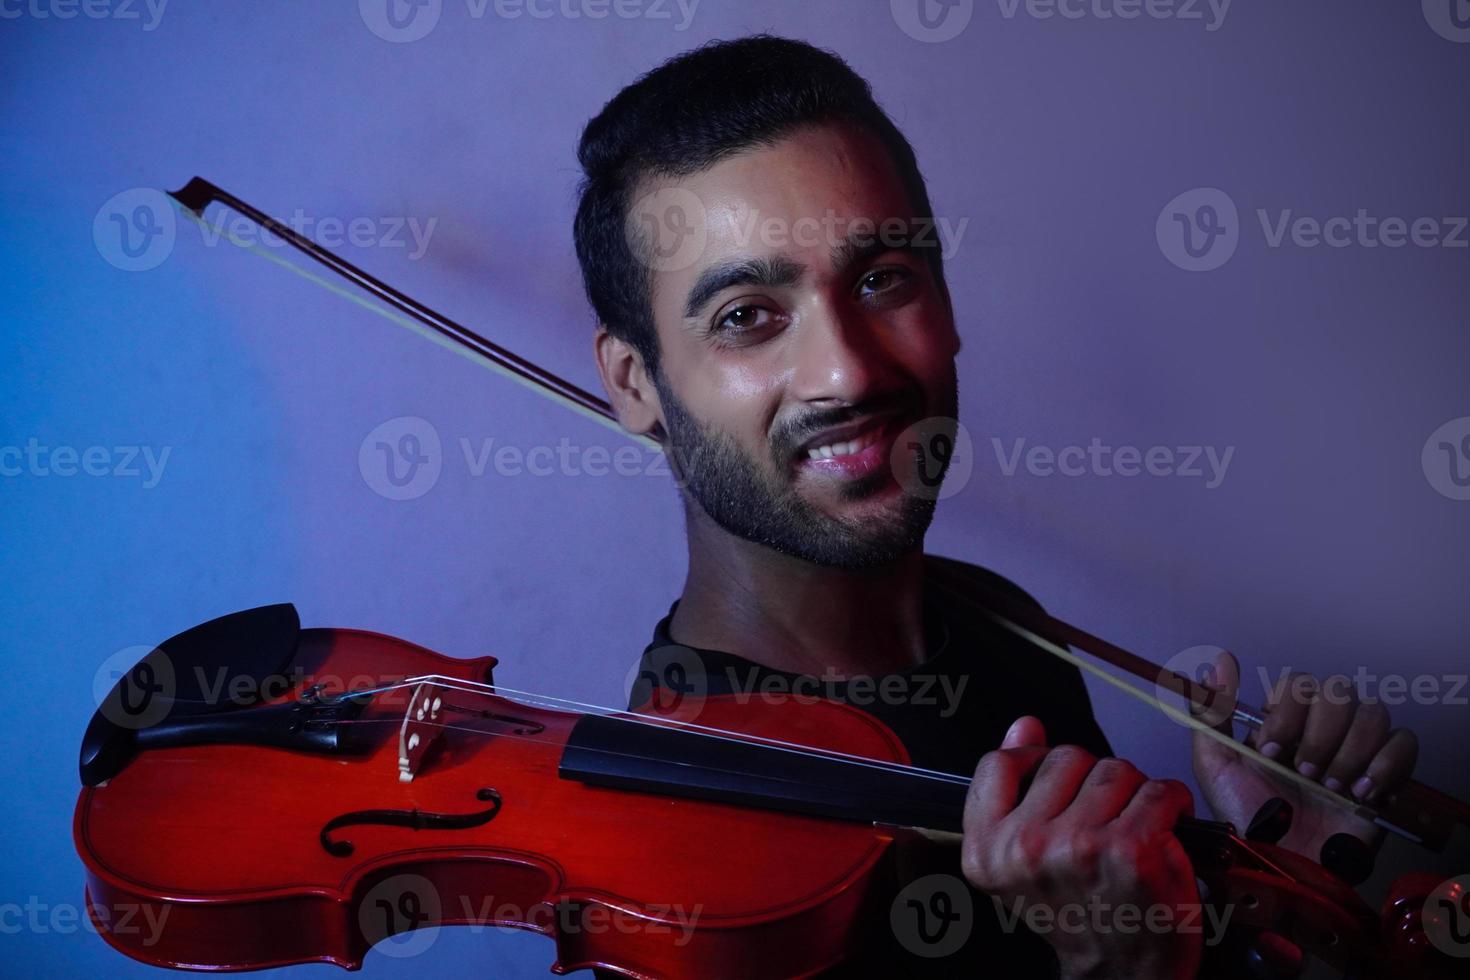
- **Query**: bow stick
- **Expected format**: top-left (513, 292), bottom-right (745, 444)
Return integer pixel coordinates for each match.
top-left (163, 176), bottom-right (1470, 853)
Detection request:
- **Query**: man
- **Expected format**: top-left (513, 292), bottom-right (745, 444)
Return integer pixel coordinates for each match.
top-left (573, 35), bottom-right (1417, 978)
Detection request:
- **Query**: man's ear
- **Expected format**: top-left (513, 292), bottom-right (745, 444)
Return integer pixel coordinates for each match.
top-left (593, 325), bottom-right (663, 439)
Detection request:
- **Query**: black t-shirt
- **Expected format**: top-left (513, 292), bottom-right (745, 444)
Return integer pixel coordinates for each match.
top-left (624, 553), bottom-right (1113, 978)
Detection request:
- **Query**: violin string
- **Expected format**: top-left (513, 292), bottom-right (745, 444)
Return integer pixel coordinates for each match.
top-left (324, 709), bottom-right (1269, 867)
top-left (332, 674), bottom-right (974, 787)
top-left (183, 187), bottom-right (1387, 838)
top-left (323, 713), bottom-right (969, 822)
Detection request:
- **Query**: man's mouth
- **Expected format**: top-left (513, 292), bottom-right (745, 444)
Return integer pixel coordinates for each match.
top-left (793, 414), bottom-right (903, 481)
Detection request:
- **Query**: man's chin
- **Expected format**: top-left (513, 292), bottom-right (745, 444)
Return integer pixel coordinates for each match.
top-left (795, 466), bottom-right (906, 510)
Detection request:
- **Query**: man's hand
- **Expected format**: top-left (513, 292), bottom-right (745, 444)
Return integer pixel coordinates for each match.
top-left (1192, 651), bottom-right (1419, 860)
top-left (961, 716), bottom-right (1201, 980)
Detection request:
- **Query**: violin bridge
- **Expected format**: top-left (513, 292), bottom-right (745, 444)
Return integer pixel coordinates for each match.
top-left (397, 682), bottom-right (448, 783)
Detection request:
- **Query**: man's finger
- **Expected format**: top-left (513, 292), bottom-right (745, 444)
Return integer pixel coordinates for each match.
top-left (964, 744), bottom-right (1051, 830)
top-left (1293, 674), bottom-right (1356, 780)
top-left (1002, 715), bottom-right (1048, 750)
top-left (1322, 701), bottom-right (1391, 795)
top-left (1256, 671), bottom-right (1315, 762)
top-left (1354, 727), bottom-right (1419, 804)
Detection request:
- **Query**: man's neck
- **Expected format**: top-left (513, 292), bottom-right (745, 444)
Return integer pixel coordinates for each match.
top-left (668, 509), bottom-right (930, 677)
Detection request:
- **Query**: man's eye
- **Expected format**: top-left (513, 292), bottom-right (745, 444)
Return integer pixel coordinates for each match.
top-left (857, 267), bottom-right (911, 298)
top-left (714, 305), bottom-right (774, 333)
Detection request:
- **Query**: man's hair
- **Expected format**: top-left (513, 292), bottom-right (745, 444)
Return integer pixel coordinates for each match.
top-left (573, 34), bottom-right (945, 378)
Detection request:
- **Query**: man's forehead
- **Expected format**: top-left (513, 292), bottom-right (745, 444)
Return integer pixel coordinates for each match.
top-left (627, 123), bottom-right (920, 315)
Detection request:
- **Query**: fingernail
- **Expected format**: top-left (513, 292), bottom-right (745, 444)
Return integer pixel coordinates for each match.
top-left (1324, 777), bottom-right (1344, 793)
top-left (1297, 762), bottom-right (1321, 780)
top-left (1352, 776), bottom-right (1374, 800)
top-left (1260, 741), bottom-right (1281, 759)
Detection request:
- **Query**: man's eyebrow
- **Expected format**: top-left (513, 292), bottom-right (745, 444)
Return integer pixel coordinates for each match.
top-left (828, 230), bottom-right (926, 278)
top-left (683, 256), bottom-right (805, 319)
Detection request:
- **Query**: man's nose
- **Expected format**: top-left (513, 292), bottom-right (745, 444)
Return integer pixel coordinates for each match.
top-left (787, 303), bottom-right (903, 407)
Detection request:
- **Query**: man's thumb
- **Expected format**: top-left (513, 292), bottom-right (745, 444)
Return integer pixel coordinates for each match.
top-left (1002, 715), bottom-right (1048, 749)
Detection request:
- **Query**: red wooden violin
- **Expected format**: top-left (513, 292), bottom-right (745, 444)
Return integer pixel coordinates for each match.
top-left (72, 179), bottom-right (1470, 979)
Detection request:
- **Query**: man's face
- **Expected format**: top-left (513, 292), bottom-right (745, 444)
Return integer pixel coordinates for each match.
top-left (633, 123), bottom-right (962, 569)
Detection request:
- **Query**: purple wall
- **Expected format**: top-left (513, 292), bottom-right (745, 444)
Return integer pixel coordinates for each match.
top-left (5, 2), bottom-right (1467, 975)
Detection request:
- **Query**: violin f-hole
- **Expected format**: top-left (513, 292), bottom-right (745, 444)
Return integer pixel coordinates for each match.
top-left (318, 787), bottom-right (503, 858)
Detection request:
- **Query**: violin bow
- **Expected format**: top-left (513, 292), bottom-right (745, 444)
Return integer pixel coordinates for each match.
top-left (163, 176), bottom-right (1470, 854)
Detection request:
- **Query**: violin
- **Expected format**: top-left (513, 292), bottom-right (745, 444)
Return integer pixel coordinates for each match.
top-left (73, 603), bottom-right (1460, 979)
top-left (72, 178), bottom-right (1470, 979)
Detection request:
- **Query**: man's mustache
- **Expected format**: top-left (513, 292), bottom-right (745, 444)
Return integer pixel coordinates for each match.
top-left (775, 391), bottom-right (927, 461)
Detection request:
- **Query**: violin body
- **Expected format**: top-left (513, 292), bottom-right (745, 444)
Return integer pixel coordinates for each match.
top-left (74, 613), bottom-right (906, 979)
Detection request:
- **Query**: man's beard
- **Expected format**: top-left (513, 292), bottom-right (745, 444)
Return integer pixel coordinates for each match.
top-left (654, 374), bottom-right (958, 570)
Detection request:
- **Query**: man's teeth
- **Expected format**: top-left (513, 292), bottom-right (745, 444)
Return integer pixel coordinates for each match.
top-left (806, 430), bottom-right (881, 460)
